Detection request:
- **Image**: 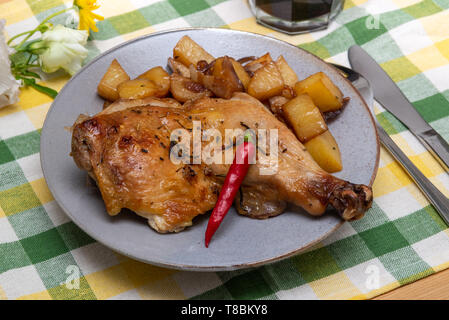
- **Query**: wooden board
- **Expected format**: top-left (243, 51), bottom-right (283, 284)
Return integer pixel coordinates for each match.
top-left (374, 268), bottom-right (449, 300)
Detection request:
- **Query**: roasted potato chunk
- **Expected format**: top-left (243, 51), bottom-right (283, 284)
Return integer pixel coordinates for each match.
top-left (283, 94), bottom-right (327, 142)
top-left (210, 56), bottom-right (244, 98)
top-left (138, 66), bottom-right (170, 97)
top-left (247, 62), bottom-right (284, 101)
top-left (168, 57), bottom-right (190, 78)
top-left (117, 79), bottom-right (162, 100)
top-left (170, 73), bottom-right (212, 103)
top-left (230, 58), bottom-right (251, 90)
top-left (173, 35), bottom-right (214, 67)
top-left (305, 130), bottom-right (342, 173)
top-left (294, 72), bottom-right (344, 112)
top-left (189, 57), bottom-right (244, 99)
top-left (275, 55), bottom-right (298, 88)
top-left (97, 59), bottom-right (130, 101)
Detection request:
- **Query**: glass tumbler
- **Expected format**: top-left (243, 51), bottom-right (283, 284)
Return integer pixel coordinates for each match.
top-left (249, 0), bottom-right (345, 35)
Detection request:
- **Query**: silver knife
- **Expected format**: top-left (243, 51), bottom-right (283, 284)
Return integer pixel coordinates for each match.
top-left (348, 45), bottom-right (449, 171)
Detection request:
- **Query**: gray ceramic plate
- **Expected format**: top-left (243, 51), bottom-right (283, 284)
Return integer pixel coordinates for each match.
top-left (41, 28), bottom-right (379, 271)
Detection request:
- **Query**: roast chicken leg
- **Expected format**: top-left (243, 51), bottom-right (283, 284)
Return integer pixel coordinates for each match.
top-left (71, 93), bottom-right (373, 233)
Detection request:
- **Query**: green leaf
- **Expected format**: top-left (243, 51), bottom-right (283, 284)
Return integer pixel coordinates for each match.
top-left (10, 51), bottom-right (39, 75)
top-left (10, 51), bottom-right (32, 66)
top-left (9, 43), bottom-right (57, 99)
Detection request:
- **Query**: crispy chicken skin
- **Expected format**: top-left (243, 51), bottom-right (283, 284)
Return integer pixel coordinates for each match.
top-left (71, 94), bottom-right (373, 233)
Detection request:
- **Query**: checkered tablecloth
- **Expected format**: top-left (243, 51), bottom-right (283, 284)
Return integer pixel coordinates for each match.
top-left (1, 0), bottom-right (449, 300)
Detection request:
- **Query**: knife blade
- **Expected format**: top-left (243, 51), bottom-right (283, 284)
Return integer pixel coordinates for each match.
top-left (348, 45), bottom-right (449, 171)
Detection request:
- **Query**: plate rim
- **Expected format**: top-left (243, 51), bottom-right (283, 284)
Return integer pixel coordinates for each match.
top-left (40, 27), bottom-right (380, 271)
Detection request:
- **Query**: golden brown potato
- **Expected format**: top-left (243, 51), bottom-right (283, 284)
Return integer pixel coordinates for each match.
top-left (283, 94), bottom-right (327, 143)
top-left (170, 73), bottom-right (212, 103)
top-left (247, 61), bottom-right (284, 101)
top-left (97, 59), bottom-right (130, 101)
top-left (275, 55), bottom-right (298, 88)
top-left (138, 66), bottom-right (170, 97)
top-left (168, 57), bottom-right (190, 78)
top-left (173, 35), bottom-right (214, 67)
top-left (189, 57), bottom-right (244, 99)
top-left (230, 58), bottom-right (251, 90)
top-left (210, 56), bottom-right (244, 98)
top-left (294, 72), bottom-right (344, 112)
top-left (117, 79), bottom-right (162, 100)
top-left (305, 130), bottom-right (342, 173)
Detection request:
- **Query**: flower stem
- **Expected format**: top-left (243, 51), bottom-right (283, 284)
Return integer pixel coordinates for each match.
top-left (22, 63), bottom-right (40, 68)
top-left (14, 7), bottom-right (73, 49)
top-left (39, 7), bottom-right (73, 27)
top-left (6, 30), bottom-right (34, 46)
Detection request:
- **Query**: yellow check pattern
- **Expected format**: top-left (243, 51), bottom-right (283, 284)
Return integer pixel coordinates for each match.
top-left (1, 0), bottom-right (449, 300)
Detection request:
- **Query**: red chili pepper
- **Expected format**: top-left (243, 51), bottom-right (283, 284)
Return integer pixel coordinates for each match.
top-left (205, 134), bottom-right (255, 247)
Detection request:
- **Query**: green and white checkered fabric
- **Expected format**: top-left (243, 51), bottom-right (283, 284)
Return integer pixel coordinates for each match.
top-left (1, 0), bottom-right (449, 300)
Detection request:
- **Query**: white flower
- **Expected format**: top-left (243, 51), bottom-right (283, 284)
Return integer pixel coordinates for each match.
top-left (0, 19), bottom-right (21, 108)
top-left (38, 25), bottom-right (88, 75)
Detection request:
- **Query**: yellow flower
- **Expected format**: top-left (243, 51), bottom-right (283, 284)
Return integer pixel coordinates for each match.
top-left (74, 0), bottom-right (104, 33)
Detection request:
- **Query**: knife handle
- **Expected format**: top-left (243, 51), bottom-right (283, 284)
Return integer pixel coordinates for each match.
top-left (416, 128), bottom-right (449, 172)
top-left (377, 125), bottom-right (449, 225)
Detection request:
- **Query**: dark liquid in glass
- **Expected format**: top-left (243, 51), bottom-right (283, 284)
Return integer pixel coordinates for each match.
top-left (255, 0), bottom-right (333, 22)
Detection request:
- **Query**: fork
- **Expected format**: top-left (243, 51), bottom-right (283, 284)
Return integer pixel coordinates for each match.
top-left (330, 63), bottom-right (449, 225)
